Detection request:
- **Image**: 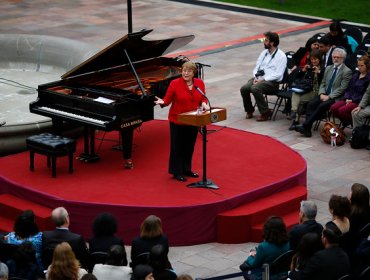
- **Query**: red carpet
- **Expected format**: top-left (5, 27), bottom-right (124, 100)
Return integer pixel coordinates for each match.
top-left (0, 120), bottom-right (306, 245)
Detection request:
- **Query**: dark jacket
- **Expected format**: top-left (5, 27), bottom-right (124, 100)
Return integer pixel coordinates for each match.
top-left (42, 228), bottom-right (89, 269)
top-left (288, 246), bottom-right (350, 280)
top-left (288, 220), bottom-right (323, 251)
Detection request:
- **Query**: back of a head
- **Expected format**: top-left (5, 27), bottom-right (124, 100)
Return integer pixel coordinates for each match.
top-left (106, 244), bottom-right (125, 266)
top-left (81, 273), bottom-right (98, 280)
top-left (49, 242), bottom-right (79, 280)
top-left (14, 210), bottom-right (39, 238)
top-left (0, 262), bottom-right (8, 280)
top-left (132, 264), bottom-right (153, 280)
top-left (262, 216), bottom-right (288, 245)
top-left (149, 244), bottom-right (167, 270)
top-left (300, 200), bottom-right (318, 220)
top-left (51, 207), bottom-right (69, 227)
top-left (177, 274), bottom-right (193, 280)
top-left (350, 183), bottom-right (370, 215)
top-left (92, 212), bottom-right (118, 238)
top-left (52, 242), bottom-right (77, 265)
top-left (329, 195), bottom-right (351, 218)
top-left (140, 215), bottom-right (163, 238)
top-left (323, 224), bottom-right (341, 245)
top-left (296, 232), bottom-right (323, 259)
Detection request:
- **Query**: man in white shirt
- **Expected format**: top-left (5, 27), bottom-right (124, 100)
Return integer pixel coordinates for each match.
top-left (240, 31), bottom-right (287, 121)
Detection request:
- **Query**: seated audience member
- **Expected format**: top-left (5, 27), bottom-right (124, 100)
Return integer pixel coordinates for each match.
top-left (318, 35), bottom-right (334, 69)
top-left (131, 264), bottom-right (154, 280)
top-left (354, 235), bottom-right (370, 278)
top-left (349, 183), bottom-right (370, 235)
top-left (240, 216), bottom-right (290, 276)
top-left (345, 183), bottom-right (370, 271)
top-left (131, 215), bottom-right (169, 269)
top-left (42, 207), bottom-right (89, 270)
top-left (92, 245), bottom-right (131, 280)
top-left (288, 200), bottom-right (323, 251)
top-left (6, 242), bottom-right (42, 280)
top-left (3, 209), bottom-right (43, 269)
top-left (46, 242), bottom-right (88, 280)
top-left (81, 273), bottom-right (98, 280)
top-left (330, 55), bottom-right (370, 127)
top-left (177, 274), bottom-right (193, 280)
top-left (326, 194), bottom-right (351, 235)
top-left (290, 232), bottom-right (323, 273)
top-left (352, 84), bottom-right (370, 129)
top-left (240, 31), bottom-right (287, 121)
top-left (289, 50), bottom-right (324, 130)
top-left (295, 48), bottom-right (352, 137)
top-left (327, 21), bottom-right (352, 55)
top-left (89, 212), bottom-right (127, 265)
top-left (0, 262), bottom-right (8, 280)
top-left (292, 36), bottom-right (320, 70)
top-left (149, 244), bottom-right (176, 280)
top-left (288, 224), bottom-right (350, 280)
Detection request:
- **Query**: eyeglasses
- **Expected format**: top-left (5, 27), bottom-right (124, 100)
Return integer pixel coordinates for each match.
top-left (332, 56), bottom-right (344, 59)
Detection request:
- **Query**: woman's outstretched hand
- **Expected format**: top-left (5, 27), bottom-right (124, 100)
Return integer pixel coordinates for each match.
top-left (154, 96), bottom-right (164, 105)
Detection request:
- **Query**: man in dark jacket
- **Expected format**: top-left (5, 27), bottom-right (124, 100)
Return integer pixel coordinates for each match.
top-left (288, 224), bottom-right (350, 280)
top-left (42, 207), bottom-right (89, 269)
top-left (289, 200), bottom-right (323, 251)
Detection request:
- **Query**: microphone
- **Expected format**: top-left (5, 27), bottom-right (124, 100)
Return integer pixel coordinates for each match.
top-left (194, 85), bottom-right (212, 112)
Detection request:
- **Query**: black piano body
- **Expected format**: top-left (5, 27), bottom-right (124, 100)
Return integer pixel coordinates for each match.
top-left (30, 29), bottom-right (195, 163)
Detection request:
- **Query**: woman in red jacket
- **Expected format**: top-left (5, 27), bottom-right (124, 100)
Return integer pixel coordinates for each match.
top-left (155, 61), bottom-right (208, 182)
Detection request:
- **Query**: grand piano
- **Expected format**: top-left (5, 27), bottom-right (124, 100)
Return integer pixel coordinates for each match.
top-left (30, 29), bottom-right (197, 164)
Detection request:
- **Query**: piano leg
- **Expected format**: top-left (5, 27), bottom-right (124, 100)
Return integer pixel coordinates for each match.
top-left (77, 127), bottom-right (100, 163)
top-left (121, 128), bottom-right (134, 169)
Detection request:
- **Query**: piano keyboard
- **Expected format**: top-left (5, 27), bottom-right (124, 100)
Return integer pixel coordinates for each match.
top-left (38, 106), bottom-right (108, 126)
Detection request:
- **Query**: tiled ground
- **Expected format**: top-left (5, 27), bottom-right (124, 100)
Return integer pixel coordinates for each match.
top-left (1, 0), bottom-right (370, 278)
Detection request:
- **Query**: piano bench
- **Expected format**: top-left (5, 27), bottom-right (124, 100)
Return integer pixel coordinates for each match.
top-left (26, 133), bottom-right (76, 178)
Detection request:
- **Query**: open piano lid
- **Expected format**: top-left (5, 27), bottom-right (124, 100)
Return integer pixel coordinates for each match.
top-left (61, 29), bottom-right (194, 79)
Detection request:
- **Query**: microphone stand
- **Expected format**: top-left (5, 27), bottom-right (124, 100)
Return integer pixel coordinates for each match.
top-left (187, 86), bottom-right (219, 190)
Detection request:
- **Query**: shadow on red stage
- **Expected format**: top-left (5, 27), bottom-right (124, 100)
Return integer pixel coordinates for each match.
top-left (0, 120), bottom-right (306, 245)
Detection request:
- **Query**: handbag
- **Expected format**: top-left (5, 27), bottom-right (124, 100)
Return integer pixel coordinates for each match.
top-left (320, 121), bottom-right (346, 146)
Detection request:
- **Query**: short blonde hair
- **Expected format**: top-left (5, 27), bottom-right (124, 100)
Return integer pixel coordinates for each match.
top-left (182, 61), bottom-right (197, 73)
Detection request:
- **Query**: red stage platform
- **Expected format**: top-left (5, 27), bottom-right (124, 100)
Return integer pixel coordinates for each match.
top-left (0, 120), bottom-right (306, 245)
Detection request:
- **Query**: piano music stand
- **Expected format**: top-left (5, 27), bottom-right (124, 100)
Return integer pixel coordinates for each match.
top-left (177, 108), bottom-right (226, 190)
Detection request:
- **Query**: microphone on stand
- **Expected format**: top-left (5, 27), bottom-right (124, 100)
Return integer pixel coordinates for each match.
top-left (194, 85), bottom-right (212, 113)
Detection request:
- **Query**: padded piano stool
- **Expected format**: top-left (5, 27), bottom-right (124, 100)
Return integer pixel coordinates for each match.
top-left (26, 133), bottom-right (76, 178)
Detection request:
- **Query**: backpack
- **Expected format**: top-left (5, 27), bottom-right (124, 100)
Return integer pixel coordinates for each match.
top-left (320, 121), bottom-right (346, 146)
top-left (349, 125), bottom-right (370, 149)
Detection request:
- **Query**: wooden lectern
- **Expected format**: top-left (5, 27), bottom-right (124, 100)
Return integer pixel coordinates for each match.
top-left (178, 107), bottom-right (226, 189)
